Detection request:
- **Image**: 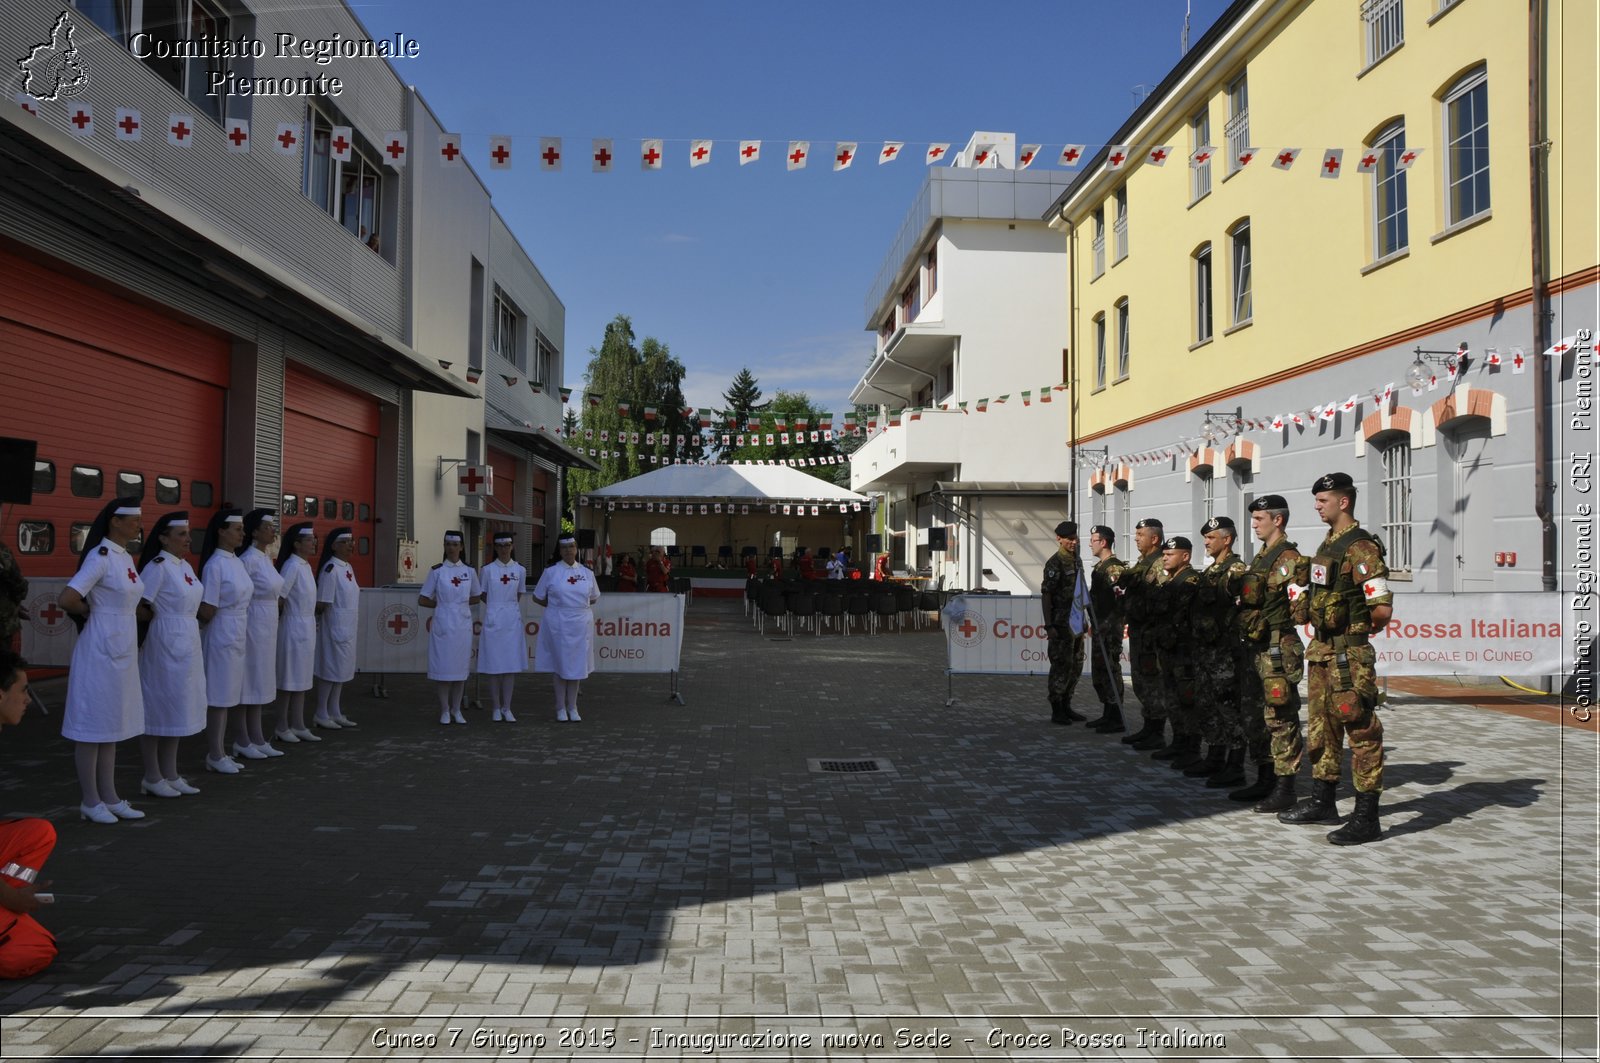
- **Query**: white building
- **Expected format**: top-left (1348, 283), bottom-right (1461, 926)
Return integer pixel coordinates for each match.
top-left (850, 134), bottom-right (1074, 594)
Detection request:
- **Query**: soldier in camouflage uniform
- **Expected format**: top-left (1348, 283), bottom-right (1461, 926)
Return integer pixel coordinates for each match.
top-left (1234, 494), bottom-right (1305, 810)
top-left (1151, 536), bottom-right (1204, 770)
top-left (1186, 517), bottom-right (1249, 786)
top-left (1278, 472), bottom-right (1393, 845)
top-left (1040, 521), bottom-right (1088, 725)
top-left (1117, 518), bottom-right (1169, 750)
top-left (0, 541), bottom-right (28, 648)
top-left (1085, 525), bottom-right (1129, 733)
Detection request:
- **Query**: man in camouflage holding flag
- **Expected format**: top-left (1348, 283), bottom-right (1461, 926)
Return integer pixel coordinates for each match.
top-left (1085, 525), bottom-right (1129, 733)
top-left (1040, 521), bottom-right (1089, 724)
top-left (1278, 472), bottom-right (1393, 845)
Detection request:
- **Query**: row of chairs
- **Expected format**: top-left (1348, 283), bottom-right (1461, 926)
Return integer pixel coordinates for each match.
top-left (665, 546), bottom-right (834, 563)
top-left (747, 580), bottom-right (947, 636)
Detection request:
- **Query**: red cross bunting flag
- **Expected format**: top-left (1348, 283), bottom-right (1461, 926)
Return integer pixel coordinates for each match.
top-left (330, 125), bottom-right (353, 162)
top-left (879, 141), bottom-right (903, 164)
top-left (167, 113), bottom-right (194, 146)
top-left (926, 143), bottom-right (949, 164)
top-left (833, 142), bottom-right (857, 170)
top-left (1355, 149), bottom-right (1379, 174)
top-left (1341, 394), bottom-right (1358, 413)
top-left (1486, 349), bottom-right (1503, 367)
top-left (274, 122), bottom-right (300, 156)
top-left (690, 139), bottom-right (712, 167)
top-left (439, 134), bottom-right (463, 166)
top-left (1320, 148), bottom-right (1344, 178)
top-left (66, 101), bottom-right (93, 137)
top-left (1397, 147), bottom-right (1424, 170)
top-left (382, 131), bottom-right (407, 166)
top-left (539, 137), bottom-right (561, 171)
top-left (1104, 144), bottom-right (1130, 170)
top-left (641, 138), bottom-right (664, 170)
top-left (1272, 147), bottom-right (1300, 170)
top-left (1189, 144), bottom-right (1215, 167)
top-left (738, 140), bottom-right (759, 165)
top-left (1018, 144), bottom-right (1040, 169)
top-left (488, 135), bottom-right (512, 170)
top-left (1511, 348), bottom-right (1527, 373)
top-left (1146, 144), bottom-right (1173, 165)
top-left (1235, 146), bottom-right (1259, 168)
top-left (1059, 144), bottom-right (1086, 167)
top-left (224, 118), bottom-right (250, 153)
top-left (592, 138), bottom-right (613, 172)
top-left (456, 463), bottom-right (491, 496)
top-left (113, 107), bottom-right (141, 142)
top-left (15, 93), bottom-right (40, 117)
top-left (787, 141), bottom-right (809, 170)
top-left (1546, 335), bottom-right (1578, 357)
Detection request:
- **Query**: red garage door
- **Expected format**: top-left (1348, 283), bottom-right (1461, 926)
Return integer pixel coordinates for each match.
top-left (282, 362), bottom-right (379, 585)
top-left (0, 247), bottom-right (229, 578)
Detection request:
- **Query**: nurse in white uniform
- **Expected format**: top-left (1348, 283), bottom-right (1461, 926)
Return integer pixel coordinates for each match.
top-left (199, 508), bottom-right (251, 775)
top-left (272, 522), bottom-right (320, 744)
top-left (531, 534), bottom-right (600, 722)
top-left (417, 531), bottom-right (481, 725)
top-left (313, 528), bottom-right (360, 730)
top-left (478, 532), bottom-right (527, 722)
top-left (135, 511), bottom-right (205, 799)
top-left (234, 509), bottom-right (285, 760)
top-left (57, 497), bottom-right (149, 823)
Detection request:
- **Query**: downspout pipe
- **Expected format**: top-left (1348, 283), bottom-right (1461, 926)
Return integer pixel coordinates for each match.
top-left (1529, 0), bottom-right (1556, 595)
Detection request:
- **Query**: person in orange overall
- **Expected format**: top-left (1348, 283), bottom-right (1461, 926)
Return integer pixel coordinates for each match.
top-left (0, 650), bottom-right (56, 979)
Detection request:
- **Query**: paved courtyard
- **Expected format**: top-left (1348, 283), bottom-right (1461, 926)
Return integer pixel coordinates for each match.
top-left (0, 599), bottom-right (1594, 1061)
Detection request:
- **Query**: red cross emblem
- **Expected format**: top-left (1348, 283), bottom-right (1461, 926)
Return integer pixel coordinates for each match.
top-left (118, 114), bottom-right (139, 136)
top-left (789, 146), bottom-right (807, 165)
top-left (331, 134), bottom-right (350, 156)
top-left (1400, 150), bottom-right (1417, 165)
top-left (957, 618), bottom-right (979, 638)
top-left (345, 570), bottom-right (354, 581)
top-left (692, 144), bottom-right (708, 162)
top-left (928, 145), bottom-right (946, 159)
top-left (227, 125), bottom-right (248, 147)
top-left (567, 575), bottom-right (582, 585)
top-left (837, 147), bottom-right (854, 166)
top-left (386, 139), bottom-right (405, 160)
top-left (1061, 147), bottom-right (1079, 163)
top-left (19, 98), bottom-right (36, 116)
top-left (278, 128), bottom-right (297, 149)
top-left (1323, 155), bottom-right (1341, 173)
top-left (71, 109), bottom-right (91, 130)
top-left (1194, 151), bottom-right (1211, 164)
top-left (541, 145), bottom-right (560, 166)
top-left (500, 573), bottom-right (513, 585)
top-left (1513, 351), bottom-right (1525, 369)
top-left (1277, 151), bottom-right (1295, 166)
top-left (1359, 153), bottom-right (1377, 169)
top-left (171, 120), bottom-right (191, 141)
top-left (1107, 150), bottom-right (1126, 166)
top-left (127, 569), bottom-right (138, 583)
top-left (38, 602), bottom-right (64, 627)
top-left (184, 573), bottom-right (194, 585)
top-left (643, 145), bottom-right (661, 165)
top-left (1552, 342), bottom-right (1571, 355)
top-left (387, 613), bottom-right (409, 635)
top-left (1237, 150), bottom-right (1254, 165)
top-left (973, 150), bottom-right (989, 165)
top-left (459, 467), bottom-right (485, 492)
top-left (491, 143), bottom-right (510, 165)
top-left (441, 140), bottom-right (460, 161)
top-left (1364, 582), bottom-right (1377, 597)
top-left (450, 575), bottom-right (464, 587)
top-left (595, 145), bottom-right (612, 166)
top-left (1149, 148), bottom-right (1167, 163)
top-left (740, 143), bottom-right (757, 159)
top-left (881, 144), bottom-right (898, 160)
top-left (1019, 149), bottom-right (1035, 165)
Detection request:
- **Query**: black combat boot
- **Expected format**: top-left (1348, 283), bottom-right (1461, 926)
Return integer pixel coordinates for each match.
top-left (1122, 717), bottom-right (1162, 746)
top-left (1060, 703), bottom-right (1087, 723)
top-left (1206, 746), bottom-right (1247, 788)
top-left (1327, 791), bottom-right (1382, 845)
top-left (1085, 704), bottom-right (1110, 728)
top-left (1170, 734), bottom-right (1207, 770)
top-left (1277, 778), bottom-right (1339, 824)
top-left (1251, 774), bottom-right (1297, 812)
top-left (1091, 703), bottom-right (1126, 734)
top-left (1150, 731), bottom-right (1187, 760)
top-left (1229, 761), bottom-right (1277, 802)
top-left (1184, 743), bottom-right (1227, 777)
top-left (1131, 720), bottom-right (1168, 750)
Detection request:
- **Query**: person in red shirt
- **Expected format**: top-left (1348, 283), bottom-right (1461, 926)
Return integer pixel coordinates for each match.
top-left (797, 549), bottom-right (816, 581)
top-left (615, 553), bottom-right (638, 591)
top-left (744, 552), bottom-right (758, 579)
top-left (0, 651), bottom-right (57, 979)
top-left (875, 553), bottom-right (892, 581)
top-left (645, 547), bottom-right (670, 592)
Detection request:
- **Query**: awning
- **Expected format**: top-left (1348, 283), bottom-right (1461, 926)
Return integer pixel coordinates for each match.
top-left (483, 405), bottom-right (600, 471)
top-left (934, 481), bottom-right (1070, 497)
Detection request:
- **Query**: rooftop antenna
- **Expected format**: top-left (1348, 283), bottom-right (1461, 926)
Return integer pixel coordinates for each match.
top-left (1131, 83), bottom-right (1153, 103)
top-left (1182, 0), bottom-right (1192, 54)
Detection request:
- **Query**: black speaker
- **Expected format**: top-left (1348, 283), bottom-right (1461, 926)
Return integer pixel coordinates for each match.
top-left (865, 534), bottom-right (882, 553)
top-left (927, 526), bottom-right (948, 551)
top-left (576, 529), bottom-right (596, 549)
top-left (0, 438), bottom-right (37, 505)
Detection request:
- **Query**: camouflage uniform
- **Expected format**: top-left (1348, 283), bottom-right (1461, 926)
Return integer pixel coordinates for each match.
top-left (1154, 563), bottom-right (1200, 737)
top-left (1237, 537), bottom-right (1305, 774)
top-left (0, 541), bottom-right (27, 645)
top-left (1294, 522), bottom-right (1392, 793)
top-left (1193, 549), bottom-right (1247, 749)
top-left (1040, 545), bottom-right (1086, 716)
top-left (1088, 552), bottom-right (1128, 709)
top-left (1121, 550), bottom-right (1168, 725)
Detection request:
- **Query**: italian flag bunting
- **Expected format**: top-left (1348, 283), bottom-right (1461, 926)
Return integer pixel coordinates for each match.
top-left (1021, 390), bottom-right (1032, 406)
top-left (617, 401), bottom-right (630, 416)
top-left (587, 393), bottom-right (602, 407)
top-left (976, 398), bottom-right (989, 413)
top-left (643, 406), bottom-right (657, 421)
top-left (559, 387), bottom-right (573, 402)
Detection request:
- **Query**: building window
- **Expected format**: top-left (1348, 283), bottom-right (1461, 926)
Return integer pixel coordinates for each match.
top-left (1444, 69), bottom-right (1490, 224)
top-left (155, 476), bottom-right (180, 504)
top-left (72, 0), bottom-right (128, 44)
top-left (131, 0), bottom-right (233, 123)
top-left (1198, 468), bottom-right (1217, 523)
top-left (533, 328), bottom-right (556, 387)
top-left (32, 460), bottom-right (55, 495)
top-left (1115, 299), bottom-right (1130, 380)
top-left (1362, 0), bottom-right (1404, 68)
top-left (1091, 209), bottom-right (1106, 279)
top-left (1380, 440), bottom-right (1413, 572)
top-left (16, 522), bottom-right (55, 556)
top-left (1224, 73), bottom-right (1249, 175)
top-left (117, 470), bottom-right (144, 498)
top-left (900, 280), bottom-right (920, 325)
top-left (1371, 122), bottom-right (1409, 258)
top-left (1190, 108), bottom-right (1212, 201)
top-left (924, 248), bottom-right (938, 300)
top-left (1112, 188), bottom-right (1129, 263)
top-left (70, 465), bottom-right (103, 498)
top-left (1093, 313), bottom-right (1107, 389)
top-left (492, 287), bottom-right (523, 370)
top-left (191, 481), bottom-right (213, 507)
top-left (282, 494), bottom-right (298, 516)
top-left (1091, 486), bottom-right (1106, 528)
top-left (1194, 244), bottom-right (1213, 343)
top-left (1229, 221), bottom-right (1252, 325)
top-left (1114, 483), bottom-right (1130, 546)
top-left (302, 101), bottom-right (387, 255)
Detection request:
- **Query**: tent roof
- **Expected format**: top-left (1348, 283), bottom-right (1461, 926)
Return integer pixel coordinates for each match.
top-left (585, 464), bottom-right (867, 502)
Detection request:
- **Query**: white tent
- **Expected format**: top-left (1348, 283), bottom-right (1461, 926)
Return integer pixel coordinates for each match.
top-left (584, 463), bottom-right (867, 503)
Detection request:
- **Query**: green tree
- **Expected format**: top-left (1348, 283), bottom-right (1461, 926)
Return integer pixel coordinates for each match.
top-left (722, 367), bottom-right (763, 420)
top-left (722, 389), bottom-right (844, 485)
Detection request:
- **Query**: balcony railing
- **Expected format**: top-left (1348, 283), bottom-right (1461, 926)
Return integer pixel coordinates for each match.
top-left (1091, 233), bottom-right (1105, 278)
top-left (1224, 109), bottom-right (1250, 175)
top-left (1363, 0), bottom-right (1404, 65)
top-left (1112, 216), bottom-right (1128, 263)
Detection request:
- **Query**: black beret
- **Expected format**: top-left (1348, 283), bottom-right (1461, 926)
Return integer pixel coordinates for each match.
top-left (1313, 471), bottom-right (1355, 493)
top-left (1135, 518), bottom-right (1164, 530)
top-left (1054, 521), bottom-right (1077, 537)
top-left (1162, 536), bottom-right (1192, 551)
top-left (1090, 524), bottom-right (1114, 540)
top-left (1200, 516), bottom-right (1235, 534)
top-left (1248, 494), bottom-right (1289, 511)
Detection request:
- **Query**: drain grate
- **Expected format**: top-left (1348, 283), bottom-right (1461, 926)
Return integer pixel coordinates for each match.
top-left (808, 758), bottom-right (895, 774)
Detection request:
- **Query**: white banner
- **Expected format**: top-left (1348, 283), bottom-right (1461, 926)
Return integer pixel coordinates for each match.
top-left (19, 580), bottom-right (685, 676)
top-left (942, 595), bottom-right (1054, 676)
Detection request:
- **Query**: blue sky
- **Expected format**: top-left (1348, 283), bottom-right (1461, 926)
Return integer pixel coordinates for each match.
top-left (360, 0), bottom-right (1235, 417)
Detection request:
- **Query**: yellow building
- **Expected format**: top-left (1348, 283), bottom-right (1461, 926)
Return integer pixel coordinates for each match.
top-left (1047, 0), bottom-right (1596, 596)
